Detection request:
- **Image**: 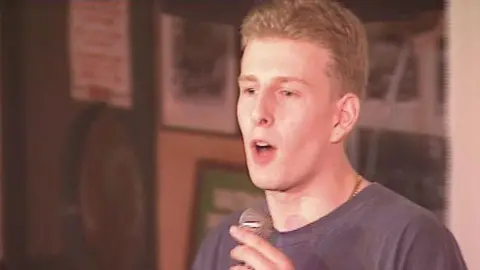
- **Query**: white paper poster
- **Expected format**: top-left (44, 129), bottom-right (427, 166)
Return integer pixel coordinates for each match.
top-left (69, 0), bottom-right (132, 109)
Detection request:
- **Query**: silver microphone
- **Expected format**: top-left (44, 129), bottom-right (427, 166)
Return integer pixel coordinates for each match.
top-left (239, 204), bottom-right (273, 238)
top-left (237, 202), bottom-right (274, 268)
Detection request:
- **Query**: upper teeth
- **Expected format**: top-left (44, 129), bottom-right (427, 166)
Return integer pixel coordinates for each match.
top-left (256, 142), bottom-right (269, 147)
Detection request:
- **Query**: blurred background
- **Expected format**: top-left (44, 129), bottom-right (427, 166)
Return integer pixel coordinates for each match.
top-left (1, 0), bottom-right (477, 270)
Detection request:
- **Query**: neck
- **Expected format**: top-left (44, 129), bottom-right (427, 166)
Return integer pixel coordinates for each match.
top-left (265, 148), bottom-right (363, 232)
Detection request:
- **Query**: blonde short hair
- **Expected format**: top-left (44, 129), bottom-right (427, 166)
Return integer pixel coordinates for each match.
top-left (241, 0), bottom-right (369, 96)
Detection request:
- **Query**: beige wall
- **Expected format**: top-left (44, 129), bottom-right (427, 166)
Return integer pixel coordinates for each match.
top-left (447, 1), bottom-right (480, 269)
top-left (157, 131), bottom-right (245, 270)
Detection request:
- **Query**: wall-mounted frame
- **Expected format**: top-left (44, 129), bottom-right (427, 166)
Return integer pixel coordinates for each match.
top-left (68, 0), bottom-right (133, 110)
top-left (188, 159), bottom-right (263, 266)
top-left (348, 11), bottom-right (447, 220)
top-left (158, 13), bottom-right (240, 137)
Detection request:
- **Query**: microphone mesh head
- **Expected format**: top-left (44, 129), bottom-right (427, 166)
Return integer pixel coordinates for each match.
top-left (238, 203), bottom-right (273, 240)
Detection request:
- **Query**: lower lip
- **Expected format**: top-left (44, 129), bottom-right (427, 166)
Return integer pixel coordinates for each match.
top-left (251, 147), bottom-right (277, 166)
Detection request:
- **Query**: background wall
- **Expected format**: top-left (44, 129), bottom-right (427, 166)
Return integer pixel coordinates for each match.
top-left (447, 1), bottom-right (480, 269)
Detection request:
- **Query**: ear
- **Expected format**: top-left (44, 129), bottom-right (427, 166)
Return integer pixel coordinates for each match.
top-left (329, 93), bottom-right (361, 143)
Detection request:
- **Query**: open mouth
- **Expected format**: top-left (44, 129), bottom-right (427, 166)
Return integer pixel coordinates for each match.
top-left (250, 140), bottom-right (278, 167)
top-left (251, 140), bottom-right (276, 153)
top-left (250, 140), bottom-right (277, 165)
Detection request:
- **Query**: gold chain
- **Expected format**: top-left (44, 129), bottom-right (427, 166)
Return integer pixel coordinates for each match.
top-left (349, 174), bottom-right (363, 199)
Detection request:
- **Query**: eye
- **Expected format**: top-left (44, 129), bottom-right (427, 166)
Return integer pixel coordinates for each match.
top-left (280, 89), bottom-right (296, 97)
top-left (242, 88), bottom-right (256, 95)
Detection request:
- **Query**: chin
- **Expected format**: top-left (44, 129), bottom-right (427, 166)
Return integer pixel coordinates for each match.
top-left (249, 172), bottom-right (273, 188)
top-left (246, 157), bottom-right (288, 190)
top-left (249, 172), bottom-right (289, 192)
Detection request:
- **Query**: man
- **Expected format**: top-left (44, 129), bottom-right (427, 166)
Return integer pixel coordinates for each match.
top-left (192, 0), bottom-right (467, 269)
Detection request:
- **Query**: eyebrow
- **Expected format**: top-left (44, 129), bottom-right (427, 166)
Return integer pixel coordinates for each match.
top-left (237, 75), bottom-right (310, 86)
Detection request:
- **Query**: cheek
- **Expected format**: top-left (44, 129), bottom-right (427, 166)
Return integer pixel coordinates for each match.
top-left (276, 107), bottom-right (310, 148)
top-left (277, 103), bottom-right (313, 131)
top-left (237, 100), bottom-right (252, 132)
top-left (278, 105), bottom-right (332, 143)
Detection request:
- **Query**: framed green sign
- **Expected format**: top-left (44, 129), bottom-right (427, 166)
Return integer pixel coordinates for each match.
top-left (188, 159), bottom-right (264, 265)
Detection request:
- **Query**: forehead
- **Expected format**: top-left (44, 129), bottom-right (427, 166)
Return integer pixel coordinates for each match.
top-left (240, 38), bottom-right (332, 83)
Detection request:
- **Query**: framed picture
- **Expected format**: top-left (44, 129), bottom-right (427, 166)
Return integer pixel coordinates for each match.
top-left (348, 11), bottom-right (446, 220)
top-left (188, 159), bottom-right (263, 266)
top-left (69, 0), bottom-right (133, 109)
top-left (158, 13), bottom-right (240, 136)
top-left (358, 12), bottom-right (444, 136)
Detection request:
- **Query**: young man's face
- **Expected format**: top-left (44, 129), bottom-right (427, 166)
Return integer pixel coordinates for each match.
top-left (237, 38), bottom-right (354, 192)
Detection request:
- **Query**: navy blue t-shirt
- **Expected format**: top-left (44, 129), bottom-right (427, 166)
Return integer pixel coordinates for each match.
top-left (192, 183), bottom-right (467, 270)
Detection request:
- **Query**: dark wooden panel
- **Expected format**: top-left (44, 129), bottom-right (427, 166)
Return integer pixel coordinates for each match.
top-left (130, 0), bottom-right (158, 268)
top-left (1, 0), bottom-right (28, 268)
top-left (340, 0), bottom-right (444, 22)
top-left (160, 0), bottom-right (444, 25)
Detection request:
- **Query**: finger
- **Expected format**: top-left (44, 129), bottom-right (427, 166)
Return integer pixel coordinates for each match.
top-left (229, 266), bottom-right (250, 270)
top-left (230, 225), bottom-right (291, 263)
top-left (230, 244), bottom-right (275, 270)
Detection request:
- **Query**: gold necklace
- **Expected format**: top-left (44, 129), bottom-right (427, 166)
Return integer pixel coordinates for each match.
top-left (348, 174), bottom-right (363, 199)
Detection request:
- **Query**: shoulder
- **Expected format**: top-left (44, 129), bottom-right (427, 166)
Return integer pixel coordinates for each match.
top-left (396, 212), bottom-right (467, 269)
top-left (399, 205), bottom-right (456, 248)
top-left (364, 183), bottom-right (452, 238)
top-left (191, 210), bottom-right (242, 270)
top-left (363, 184), bottom-right (467, 269)
top-left (359, 183), bottom-right (444, 226)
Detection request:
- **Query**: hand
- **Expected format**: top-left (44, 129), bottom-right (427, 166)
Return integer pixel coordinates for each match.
top-left (229, 225), bottom-right (295, 270)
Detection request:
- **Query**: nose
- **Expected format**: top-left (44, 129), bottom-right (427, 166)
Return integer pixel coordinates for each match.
top-left (251, 93), bottom-right (274, 127)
